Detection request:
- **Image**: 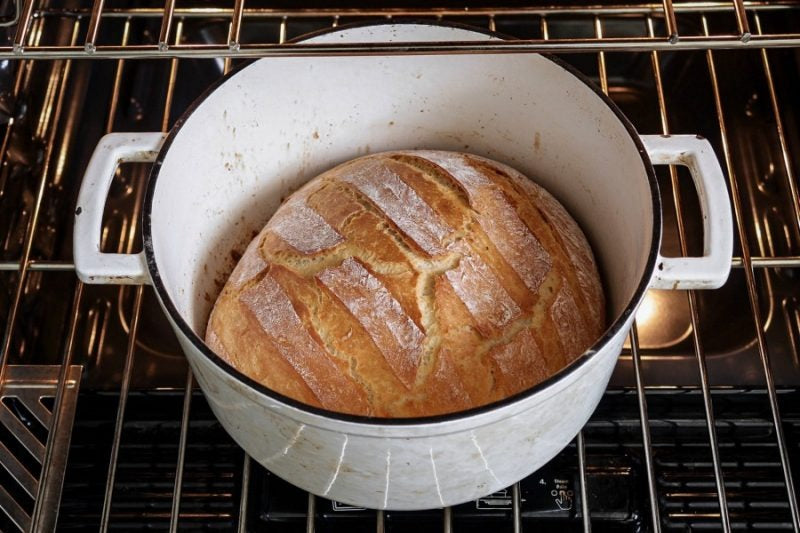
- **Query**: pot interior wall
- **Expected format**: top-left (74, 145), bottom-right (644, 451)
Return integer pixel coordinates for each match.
top-left (148, 26), bottom-right (656, 343)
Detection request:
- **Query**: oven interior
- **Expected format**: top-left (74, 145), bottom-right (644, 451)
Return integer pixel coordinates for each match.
top-left (0, 1), bottom-right (799, 531)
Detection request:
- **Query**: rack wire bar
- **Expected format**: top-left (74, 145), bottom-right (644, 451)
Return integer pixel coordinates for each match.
top-left (512, 482), bottom-right (522, 533)
top-left (1, 35), bottom-right (800, 59)
top-left (169, 370), bottom-right (194, 533)
top-left (376, 509), bottom-right (385, 533)
top-left (237, 455), bottom-right (251, 533)
top-left (162, 20), bottom-right (182, 132)
top-left (278, 16), bottom-right (287, 45)
top-left (731, 0), bottom-right (752, 41)
top-left (651, 17), bottom-right (731, 529)
top-left (158, 0), bottom-right (177, 51)
top-left (84, 0), bottom-right (105, 52)
top-left (105, 25), bottom-right (129, 131)
top-left (662, 0), bottom-right (679, 42)
top-left (306, 493), bottom-right (316, 533)
top-left (0, 1), bottom-right (795, 57)
top-left (732, 256), bottom-right (800, 267)
top-left (229, 0), bottom-right (245, 50)
top-left (0, 261), bottom-right (74, 271)
top-left (594, 16), bottom-right (608, 94)
top-left (443, 505), bottom-right (453, 532)
top-left (21, 1), bottom-right (800, 18)
top-left (98, 286), bottom-right (144, 533)
top-left (703, 15), bottom-right (800, 530)
top-left (11, 0), bottom-right (33, 52)
top-left (629, 322), bottom-right (661, 532)
top-left (577, 432), bottom-right (591, 532)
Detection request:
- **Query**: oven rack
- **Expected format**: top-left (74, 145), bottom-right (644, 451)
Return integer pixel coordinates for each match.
top-left (0, 1), bottom-right (798, 58)
top-left (0, 2), bottom-right (798, 532)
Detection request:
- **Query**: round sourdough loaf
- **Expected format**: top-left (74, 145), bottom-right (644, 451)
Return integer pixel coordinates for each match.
top-left (205, 151), bottom-right (605, 417)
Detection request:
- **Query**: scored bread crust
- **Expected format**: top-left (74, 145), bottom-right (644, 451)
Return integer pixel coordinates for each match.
top-left (206, 151), bottom-right (605, 417)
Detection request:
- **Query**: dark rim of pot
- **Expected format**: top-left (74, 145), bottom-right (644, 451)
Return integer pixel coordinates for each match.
top-left (143, 20), bottom-right (661, 427)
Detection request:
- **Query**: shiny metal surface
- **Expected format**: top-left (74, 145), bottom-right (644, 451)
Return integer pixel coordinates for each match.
top-left (0, 365), bottom-right (81, 532)
top-left (29, 285), bottom-right (82, 531)
top-left (237, 455), bottom-right (250, 533)
top-left (168, 369), bottom-right (192, 533)
top-left (703, 14), bottom-right (799, 528)
top-left (2, 36), bottom-right (800, 60)
top-left (0, 18), bottom-right (76, 388)
top-left (630, 322), bottom-right (660, 532)
top-left (512, 482), bottom-right (521, 533)
top-left (576, 432), bottom-right (591, 532)
top-left (0, 2), bottom-right (797, 57)
top-left (97, 285), bottom-right (142, 533)
top-left (306, 492), bottom-right (316, 533)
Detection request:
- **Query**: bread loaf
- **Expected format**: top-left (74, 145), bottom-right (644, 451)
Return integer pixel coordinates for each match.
top-left (205, 151), bottom-right (605, 417)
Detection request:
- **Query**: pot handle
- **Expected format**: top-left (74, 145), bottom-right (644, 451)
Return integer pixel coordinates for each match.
top-left (641, 134), bottom-right (733, 290)
top-left (74, 132), bottom-right (166, 285)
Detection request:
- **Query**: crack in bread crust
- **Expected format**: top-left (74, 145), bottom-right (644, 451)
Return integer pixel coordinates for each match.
top-left (206, 151), bottom-right (606, 417)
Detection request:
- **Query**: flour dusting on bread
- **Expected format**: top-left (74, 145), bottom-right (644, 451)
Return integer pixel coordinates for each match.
top-left (268, 196), bottom-right (343, 254)
top-left (317, 257), bottom-right (424, 390)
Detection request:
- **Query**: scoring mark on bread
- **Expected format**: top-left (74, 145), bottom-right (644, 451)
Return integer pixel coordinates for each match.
top-left (415, 151), bottom-right (553, 294)
top-left (475, 268), bottom-right (565, 394)
top-left (336, 159), bottom-right (451, 256)
top-left (471, 154), bottom-right (605, 333)
top-left (239, 272), bottom-right (369, 412)
top-left (444, 241), bottom-right (520, 335)
top-left (303, 280), bottom-right (378, 412)
top-left (413, 270), bottom-right (441, 387)
top-left (389, 153), bottom-right (472, 208)
top-left (317, 257), bottom-right (424, 390)
top-left (389, 154), bottom-right (539, 309)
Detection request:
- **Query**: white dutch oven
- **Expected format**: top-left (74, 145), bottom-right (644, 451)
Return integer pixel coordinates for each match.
top-left (74, 24), bottom-right (733, 510)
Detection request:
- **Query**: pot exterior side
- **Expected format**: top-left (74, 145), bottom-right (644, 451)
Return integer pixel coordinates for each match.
top-left (175, 313), bottom-right (630, 510)
top-left (138, 23), bottom-right (661, 513)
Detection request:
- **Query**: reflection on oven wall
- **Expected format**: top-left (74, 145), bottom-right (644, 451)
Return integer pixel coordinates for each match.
top-left (0, 2), bottom-right (798, 532)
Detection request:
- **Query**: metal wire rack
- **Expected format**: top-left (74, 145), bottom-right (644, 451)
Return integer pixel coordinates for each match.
top-left (0, 1), bottom-right (798, 57)
top-left (0, 1), bottom-right (799, 532)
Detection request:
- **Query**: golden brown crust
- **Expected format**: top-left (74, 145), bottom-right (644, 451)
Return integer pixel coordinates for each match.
top-left (206, 151), bottom-right (605, 417)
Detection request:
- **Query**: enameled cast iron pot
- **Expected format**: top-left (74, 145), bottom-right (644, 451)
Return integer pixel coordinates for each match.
top-left (74, 24), bottom-right (733, 510)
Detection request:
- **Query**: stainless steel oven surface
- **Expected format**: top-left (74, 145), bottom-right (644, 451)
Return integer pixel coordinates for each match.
top-left (0, 1), bottom-right (799, 531)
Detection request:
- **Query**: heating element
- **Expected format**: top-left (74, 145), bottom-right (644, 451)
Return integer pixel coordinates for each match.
top-left (0, 1), bottom-right (799, 531)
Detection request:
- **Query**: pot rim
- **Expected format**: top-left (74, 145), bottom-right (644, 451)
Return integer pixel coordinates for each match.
top-left (142, 20), bottom-right (662, 427)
